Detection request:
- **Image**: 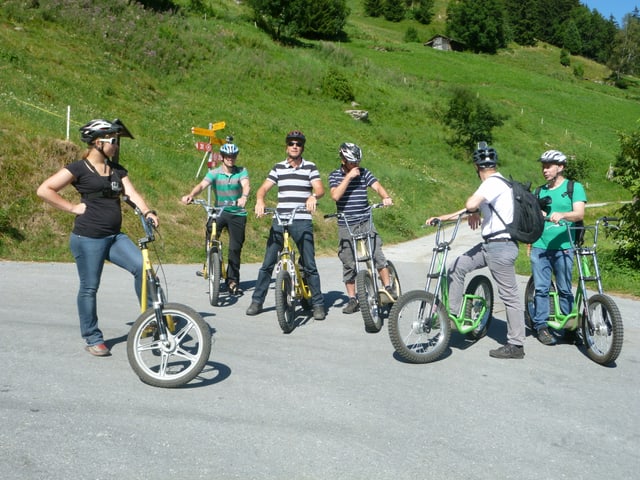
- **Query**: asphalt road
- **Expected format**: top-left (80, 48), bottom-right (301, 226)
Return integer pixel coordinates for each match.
top-left (1, 224), bottom-right (639, 480)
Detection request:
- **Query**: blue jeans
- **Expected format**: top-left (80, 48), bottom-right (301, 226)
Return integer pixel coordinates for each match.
top-left (530, 247), bottom-right (574, 331)
top-left (70, 233), bottom-right (144, 346)
top-left (252, 219), bottom-right (324, 307)
top-left (448, 241), bottom-right (525, 346)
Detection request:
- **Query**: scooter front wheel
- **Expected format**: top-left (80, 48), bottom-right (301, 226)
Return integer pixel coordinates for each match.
top-left (127, 303), bottom-right (212, 388)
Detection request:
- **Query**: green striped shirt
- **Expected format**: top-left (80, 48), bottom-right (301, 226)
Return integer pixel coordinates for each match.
top-left (204, 165), bottom-right (248, 216)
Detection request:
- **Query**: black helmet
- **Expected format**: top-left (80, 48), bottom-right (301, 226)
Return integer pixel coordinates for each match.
top-left (473, 142), bottom-right (498, 167)
top-left (79, 118), bottom-right (134, 144)
top-left (286, 130), bottom-right (306, 145)
top-left (339, 142), bottom-right (362, 163)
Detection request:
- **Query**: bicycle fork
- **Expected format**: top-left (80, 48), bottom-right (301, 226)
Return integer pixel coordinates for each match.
top-left (574, 246), bottom-right (604, 332)
top-left (141, 249), bottom-right (174, 342)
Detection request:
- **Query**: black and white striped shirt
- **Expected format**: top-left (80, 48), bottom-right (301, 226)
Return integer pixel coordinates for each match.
top-left (267, 158), bottom-right (321, 221)
top-left (328, 167), bottom-right (377, 226)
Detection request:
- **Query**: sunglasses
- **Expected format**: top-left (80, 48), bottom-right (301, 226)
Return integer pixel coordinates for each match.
top-left (287, 141), bottom-right (303, 147)
top-left (97, 138), bottom-right (118, 145)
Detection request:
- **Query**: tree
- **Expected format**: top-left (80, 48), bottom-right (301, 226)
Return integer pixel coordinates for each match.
top-left (443, 87), bottom-right (507, 152)
top-left (383, 0), bottom-right (406, 22)
top-left (534, 0), bottom-right (580, 46)
top-left (248, 0), bottom-right (349, 40)
top-left (608, 14), bottom-right (640, 80)
top-left (562, 19), bottom-right (582, 54)
top-left (577, 8), bottom-right (617, 64)
top-left (363, 0), bottom-right (384, 17)
top-left (413, 0), bottom-right (435, 25)
top-left (446, 0), bottom-right (507, 54)
top-left (294, 0), bottom-right (350, 39)
top-left (612, 129), bottom-right (640, 268)
top-left (504, 0), bottom-right (538, 46)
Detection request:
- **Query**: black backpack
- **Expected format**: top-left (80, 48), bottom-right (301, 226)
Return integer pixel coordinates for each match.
top-left (534, 180), bottom-right (585, 245)
top-left (486, 176), bottom-right (545, 244)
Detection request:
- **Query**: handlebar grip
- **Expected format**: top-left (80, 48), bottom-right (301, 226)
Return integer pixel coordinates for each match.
top-left (144, 216), bottom-right (155, 237)
top-left (602, 216), bottom-right (619, 222)
top-left (123, 195), bottom-right (137, 211)
top-left (324, 213), bottom-right (338, 219)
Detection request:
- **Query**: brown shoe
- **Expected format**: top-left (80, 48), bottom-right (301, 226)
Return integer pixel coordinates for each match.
top-left (85, 343), bottom-right (111, 357)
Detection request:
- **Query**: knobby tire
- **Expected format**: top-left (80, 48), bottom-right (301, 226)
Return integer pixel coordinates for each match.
top-left (275, 269), bottom-right (296, 334)
top-left (524, 276), bottom-right (556, 331)
top-left (386, 261), bottom-right (402, 299)
top-left (208, 249), bottom-right (222, 307)
top-left (357, 270), bottom-right (382, 333)
top-left (388, 290), bottom-right (451, 363)
top-left (582, 293), bottom-right (623, 365)
top-left (464, 275), bottom-right (494, 340)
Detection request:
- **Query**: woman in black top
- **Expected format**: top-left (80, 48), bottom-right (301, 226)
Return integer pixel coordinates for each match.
top-left (37, 119), bottom-right (158, 357)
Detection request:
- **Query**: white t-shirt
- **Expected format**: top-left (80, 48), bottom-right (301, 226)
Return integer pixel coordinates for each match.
top-left (476, 173), bottom-right (513, 240)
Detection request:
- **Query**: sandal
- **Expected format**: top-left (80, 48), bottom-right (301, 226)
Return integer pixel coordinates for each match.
top-left (228, 281), bottom-right (242, 296)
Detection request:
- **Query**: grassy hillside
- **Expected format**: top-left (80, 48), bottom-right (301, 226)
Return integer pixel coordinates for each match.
top-left (1, 0), bottom-right (638, 294)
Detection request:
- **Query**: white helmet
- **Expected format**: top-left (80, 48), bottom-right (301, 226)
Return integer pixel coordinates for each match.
top-left (539, 150), bottom-right (567, 165)
top-left (339, 142), bottom-right (362, 163)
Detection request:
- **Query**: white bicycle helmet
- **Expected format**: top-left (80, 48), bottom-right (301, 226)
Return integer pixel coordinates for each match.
top-left (539, 150), bottom-right (567, 164)
top-left (79, 118), bottom-right (133, 144)
top-left (79, 119), bottom-right (122, 143)
top-left (339, 142), bottom-right (362, 163)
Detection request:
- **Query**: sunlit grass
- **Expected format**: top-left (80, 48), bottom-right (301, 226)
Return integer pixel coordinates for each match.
top-left (0, 0), bottom-right (638, 297)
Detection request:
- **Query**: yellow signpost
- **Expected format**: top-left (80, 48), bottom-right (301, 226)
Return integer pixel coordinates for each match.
top-left (191, 121), bottom-right (227, 178)
top-left (191, 121), bottom-right (227, 146)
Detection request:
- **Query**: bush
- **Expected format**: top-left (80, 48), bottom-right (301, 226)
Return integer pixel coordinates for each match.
top-left (249, 0), bottom-right (349, 40)
top-left (612, 129), bottom-right (640, 268)
top-left (443, 87), bottom-right (506, 152)
top-left (363, 0), bottom-right (383, 17)
top-left (321, 68), bottom-right (355, 102)
top-left (573, 63), bottom-right (584, 79)
top-left (413, 0), bottom-right (435, 25)
top-left (404, 27), bottom-right (420, 43)
top-left (383, 0), bottom-right (405, 22)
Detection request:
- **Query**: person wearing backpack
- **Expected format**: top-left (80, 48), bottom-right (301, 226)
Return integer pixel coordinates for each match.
top-left (530, 150), bottom-right (587, 345)
top-left (425, 144), bottom-right (526, 359)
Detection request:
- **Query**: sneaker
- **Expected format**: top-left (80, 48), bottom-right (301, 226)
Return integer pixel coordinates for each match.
top-left (342, 297), bottom-right (360, 314)
top-left (85, 343), bottom-right (111, 357)
top-left (246, 302), bottom-right (263, 316)
top-left (385, 285), bottom-right (398, 301)
top-left (537, 327), bottom-right (557, 345)
top-left (489, 343), bottom-right (525, 359)
top-left (313, 305), bottom-right (326, 321)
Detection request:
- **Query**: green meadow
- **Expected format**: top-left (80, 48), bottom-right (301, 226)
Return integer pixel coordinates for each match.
top-left (1, 0), bottom-right (638, 296)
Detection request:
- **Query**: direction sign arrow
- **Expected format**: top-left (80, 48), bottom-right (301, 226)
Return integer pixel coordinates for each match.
top-left (191, 121), bottom-right (226, 137)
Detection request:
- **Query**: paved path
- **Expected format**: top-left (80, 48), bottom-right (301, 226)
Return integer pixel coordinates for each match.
top-left (1, 226), bottom-right (639, 479)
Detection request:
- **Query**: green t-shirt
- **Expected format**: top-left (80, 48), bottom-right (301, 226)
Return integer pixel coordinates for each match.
top-left (532, 179), bottom-right (587, 250)
top-left (204, 165), bottom-right (249, 216)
